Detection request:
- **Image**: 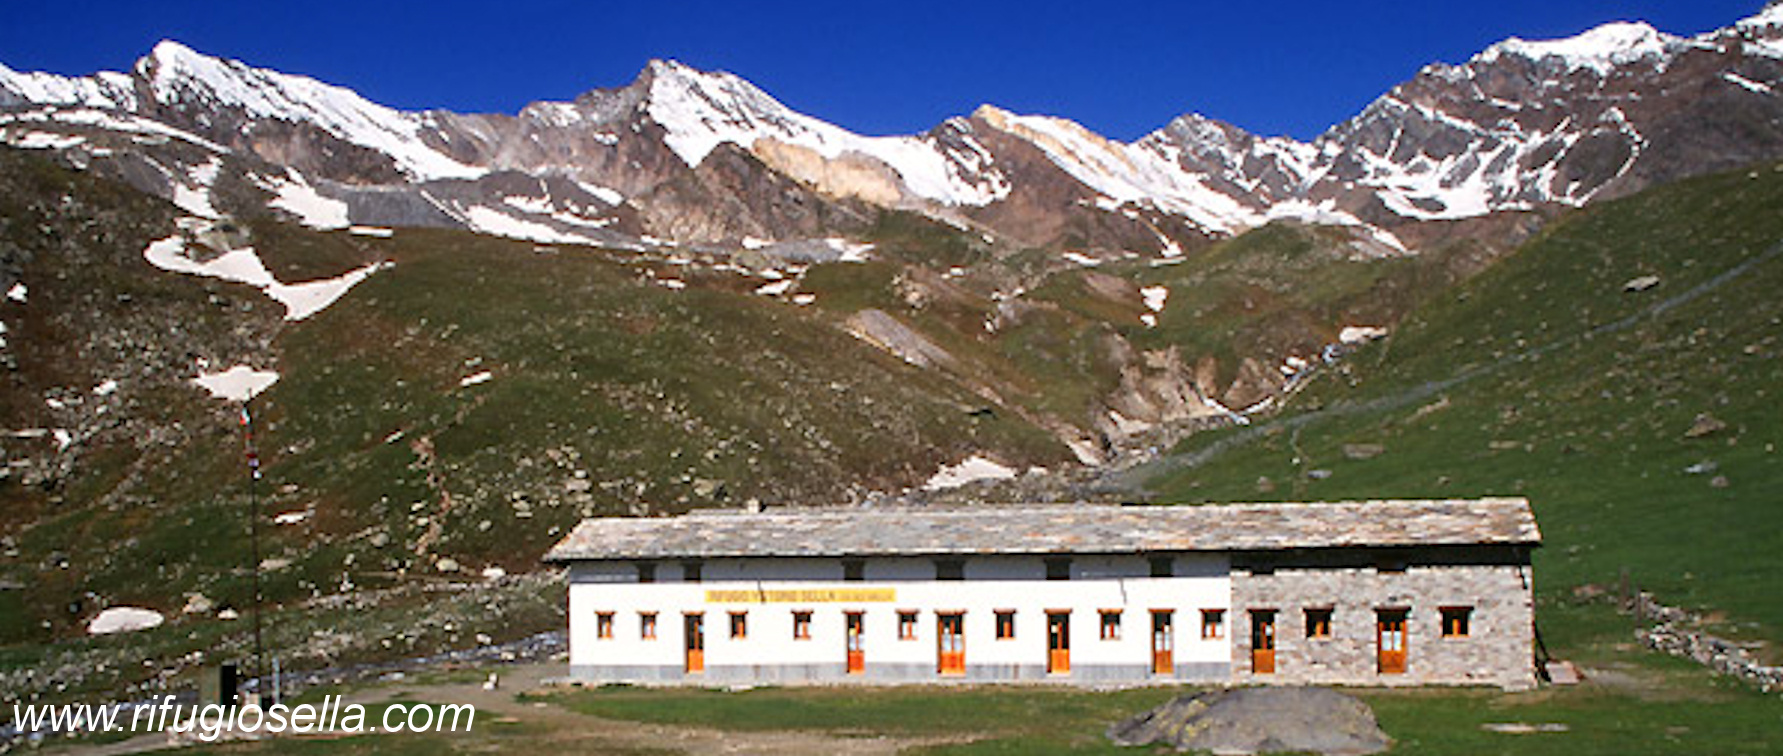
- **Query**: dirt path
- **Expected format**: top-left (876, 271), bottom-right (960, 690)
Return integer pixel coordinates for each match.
top-left (46, 663), bottom-right (972, 756)
top-left (355, 663), bottom-right (972, 755)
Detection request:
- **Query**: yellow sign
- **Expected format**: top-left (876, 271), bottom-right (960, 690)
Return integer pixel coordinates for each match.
top-left (706, 588), bottom-right (896, 604)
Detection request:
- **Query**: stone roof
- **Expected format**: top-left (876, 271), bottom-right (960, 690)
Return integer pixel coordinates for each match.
top-left (543, 498), bottom-right (1540, 562)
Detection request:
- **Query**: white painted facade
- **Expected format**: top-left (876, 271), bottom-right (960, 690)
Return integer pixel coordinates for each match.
top-left (566, 554), bottom-right (1233, 683)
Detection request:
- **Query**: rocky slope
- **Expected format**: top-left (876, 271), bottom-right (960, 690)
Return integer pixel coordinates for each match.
top-left (3, 6), bottom-right (1782, 256)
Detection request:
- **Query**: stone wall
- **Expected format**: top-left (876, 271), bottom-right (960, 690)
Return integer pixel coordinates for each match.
top-left (1630, 591), bottom-right (1783, 693)
top-left (1229, 545), bottom-right (1536, 691)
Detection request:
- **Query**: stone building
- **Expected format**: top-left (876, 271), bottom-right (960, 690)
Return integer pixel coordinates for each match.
top-left (544, 498), bottom-right (1541, 690)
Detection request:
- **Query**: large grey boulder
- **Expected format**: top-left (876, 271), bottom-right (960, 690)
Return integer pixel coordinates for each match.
top-left (1107, 687), bottom-right (1390, 755)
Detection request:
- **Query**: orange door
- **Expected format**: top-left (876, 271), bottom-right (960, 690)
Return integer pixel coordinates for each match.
top-left (845, 612), bottom-right (866, 675)
top-left (1151, 611), bottom-right (1174, 675)
top-left (684, 613), bottom-right (705, 673)
top-left (937, 613), bottom-right (966, 675)
top-left (1046, 612), bottom-right (1071, 674)
top-left (1250, 610), bottom-right (1276, 674)
top-left (1377, 610), bottom-right (1408, 674)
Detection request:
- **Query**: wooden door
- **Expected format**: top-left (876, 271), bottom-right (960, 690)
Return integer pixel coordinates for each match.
top-left (1046, 611), bottom-right (1071, 674)
top-left (937, 613), bottom-right (966, 675)
top-left (1151, 610), bottom-right (1174, 675)
top-left (1377, 610), bottom-right (1408, 674)
top-left (845, 612), bottom-right (866, 675)
top-left (1250, 610), bottom-right (1276, 674)
top-left (683, 613), bottom-right (705, 673)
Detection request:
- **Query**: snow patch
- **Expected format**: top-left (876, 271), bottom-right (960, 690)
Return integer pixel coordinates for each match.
top-left (1723, 71), bottom-right (1775, 94)
top-left (1140, 285), bottom-right (1169, 312)
top-left (754, 279), bottom-right (795, 296)
top-left (143, 233), bottom-right (389, 320)
top-left (462, 206), bottom-right (595, 245)
top-left (171, 157), bottom-right (222, 218)
top-left (1478, 21), bottom-right (1678, 74)
top-left (88, 607), bottom-right (164, 635)
top-left (274, 511), bottom-right (310, 525)
top-left (262, 170), bottom-right (349, 229)
top-left (6, 283), bottom-right (25, 303)
top-left (192, 365), bottom-right (278, 401)
top-left (459, 371), bottom-right (493, 387)
top-left (1338, 326), bottom-right (1389, 345)
top-left (1, 130), bottom-right (86, 150)
top-left (348, 226), bottom-right (394, 237)
top-left (923, 454), bottom-right (1018, 490)
top-left (1062, 251), bottom-right (1102, 267)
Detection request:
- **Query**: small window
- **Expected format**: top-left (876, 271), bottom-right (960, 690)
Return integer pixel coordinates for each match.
top-left (636, 562), bottom-right (656, 583)
top-left (995, 610), bottom-right (1016, 640)
top-left (1441, 606), bottom-right (1472, 638)
top-left (681, 561), bottom-right (703, 583)
top-left (730, 611), bottom-right (748, 639)
top-left (935, 559), bottom-right (964, 581)
top-left (596, 612), bottom-right (614, 640)
top-left (843, 559), bottom-right (865, 582)
top-left (1201, 609), bottom-right (1226, 639)
top-left (639, 612), bottom-right (657, 640)
top-left (1045, 558), bottom-right (1072, 581)
top-left (898, 610), bottom-right (919, 640)
top-left (1305, 608), bottom-right (1333, 639)
top-left (1149, 556), bottom-right (1173, 578)
top-left (793, 610), bottom-right (813, 640)
top-left (1100, 610), bottom-right (1122, 640)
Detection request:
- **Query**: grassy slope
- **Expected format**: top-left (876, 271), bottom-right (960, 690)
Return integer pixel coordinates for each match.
top-left (1138, 163), bottom-right (1783, 639)
top-left (0, 153), bottom-right (1067, 654)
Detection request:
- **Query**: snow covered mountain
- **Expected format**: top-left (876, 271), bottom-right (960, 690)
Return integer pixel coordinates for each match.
top-left (3, 5), bottom-right (1783, 254)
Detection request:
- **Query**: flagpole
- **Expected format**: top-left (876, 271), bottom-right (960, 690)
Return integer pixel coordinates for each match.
top-left (244, 398), bottom-right (265, 707)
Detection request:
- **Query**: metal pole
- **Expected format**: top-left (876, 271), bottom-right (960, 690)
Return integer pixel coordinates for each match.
top-left (245, 398), bottom-right (266, 707)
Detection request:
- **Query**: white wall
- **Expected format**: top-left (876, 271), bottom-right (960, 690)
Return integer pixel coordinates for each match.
top-left (566, 553), bottom-right (1231, 678)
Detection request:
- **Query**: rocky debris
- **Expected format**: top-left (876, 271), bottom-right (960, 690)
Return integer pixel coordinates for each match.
top-left (1545, 660), bottom-right (1583, 685)
top-left (1682, 459), bottom-right (1718, 475)
top-left (181, 593), bottom-right (215, 615)
top-left (1481, 722), bottom-right (1570, 733)
top-left (1684, 413), bottom-right (1727, 438)
top-left (1343, 443), bottom-right (1385, 460)
top-left (1623, 275), bottom-right (1662, 292)
top-left (1628, 591), bottom-right (1783, 693)
top-left (1107, 687), bottom-right (1390, 755)
top-left (844, 309), bottom-right (956, 368)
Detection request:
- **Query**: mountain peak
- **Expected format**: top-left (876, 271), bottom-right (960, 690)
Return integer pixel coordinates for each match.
top-left (1476, 20), bottom-right (1676, 74)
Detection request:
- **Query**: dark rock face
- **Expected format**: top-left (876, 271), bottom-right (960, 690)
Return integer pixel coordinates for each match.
top-left (1107, 687), bottom-right (1391, 755)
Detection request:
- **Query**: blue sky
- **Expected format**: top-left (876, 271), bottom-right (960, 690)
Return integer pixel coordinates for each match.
top-left (0, 1), bottom-right (1764, 141)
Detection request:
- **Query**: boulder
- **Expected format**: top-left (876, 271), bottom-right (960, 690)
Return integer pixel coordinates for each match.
top-left (1107, 687), bottom-right (1390, 755)
top-left (1685, 413), bottom-right (1726, 438)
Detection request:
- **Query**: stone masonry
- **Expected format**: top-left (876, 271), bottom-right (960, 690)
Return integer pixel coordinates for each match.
top-left (1230, 545), bottom-right (1537, 691)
